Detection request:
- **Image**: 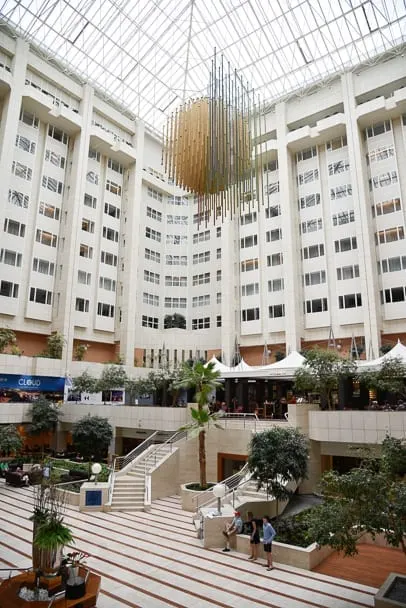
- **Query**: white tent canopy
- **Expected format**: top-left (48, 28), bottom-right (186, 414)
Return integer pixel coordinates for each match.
top-left (220, 351), bottom-right (305, 379)
top-left (205, 356), bottom-right (231, 374)
top-left (357, 340), bottom-right (406, 370)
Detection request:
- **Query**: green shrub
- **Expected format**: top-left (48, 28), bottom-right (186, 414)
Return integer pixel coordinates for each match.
top-left (274, 508), bottom-right (317, 548)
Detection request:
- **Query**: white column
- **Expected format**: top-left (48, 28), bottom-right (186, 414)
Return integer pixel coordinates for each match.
top-left (341, 73), bottom-right (381, 357)
top-left (220, 214), bottom-right (238, 366)
top-left (276, 102), bottom-right (302, 353)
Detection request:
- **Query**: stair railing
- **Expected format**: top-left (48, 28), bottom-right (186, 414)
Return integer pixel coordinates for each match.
top-left (112, 430), bottom-right (160, 472)
top-left (193, 462), bottom-right (251, 510)
top-left (143, 429), bottom-right (188, 475)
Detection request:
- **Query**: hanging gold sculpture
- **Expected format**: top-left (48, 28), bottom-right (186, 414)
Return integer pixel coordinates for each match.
top-left (164, 52), bottom-right (263, 221)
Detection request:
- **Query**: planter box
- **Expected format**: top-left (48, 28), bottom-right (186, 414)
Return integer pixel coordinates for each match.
top-left (375, 573), bottom-right (406, 607)
top-left (55, 488), bottom-right (80, 507)
top-left (180, 483), bottom-right (215, 512)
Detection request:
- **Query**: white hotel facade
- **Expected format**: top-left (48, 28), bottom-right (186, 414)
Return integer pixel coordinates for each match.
top-left (0, 28), bottom-right (405, 374)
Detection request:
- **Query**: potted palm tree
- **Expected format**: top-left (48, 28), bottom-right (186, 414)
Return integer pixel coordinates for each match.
top-left (174, 361), bottom-right (222, 509)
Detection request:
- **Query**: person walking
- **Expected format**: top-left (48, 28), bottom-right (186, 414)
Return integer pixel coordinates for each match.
top-left (262, 515), bottom-right (276, 570)
top-left (246, 512), bottom-right (261, 561)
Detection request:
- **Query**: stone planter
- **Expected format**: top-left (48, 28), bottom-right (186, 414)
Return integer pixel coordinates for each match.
top-left (180, 483), bottom-right (215, 512)
top-left (375, 573), bottom-right (406, 607)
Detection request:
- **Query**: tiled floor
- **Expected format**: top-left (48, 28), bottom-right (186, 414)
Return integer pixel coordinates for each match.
top-left (0, 480), bottom-right (377, 607)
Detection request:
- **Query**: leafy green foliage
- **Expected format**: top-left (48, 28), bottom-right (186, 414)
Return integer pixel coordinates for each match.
top-left (294, 348), bottom-right (356, 409)
top-left (47, 458), bottom-right (110, 482)
top-left (29, 397), bottom-right (61, 437)
top-left (96, 365), bottom-right (128, 393)
top-left (274, 509), bottom-right (316, 548)
top-left (72, 415), bottom-right (113, 463)
top-left (358, 357), bottom-right (406, 399)
top-left (39, 332), bottom-right (65, 359)
top-left (34, 517), bottom-right (74, 550)
top-left (306, 436), bottom-right (406, 556)
top-left (0, 424), bottom-right (23, 454)
top-left (248, 427), bottom-right (309, 512)
top-left (0, 328), bottom-right (17, 353)
top-left (72, 371), bottom-right (98, 394)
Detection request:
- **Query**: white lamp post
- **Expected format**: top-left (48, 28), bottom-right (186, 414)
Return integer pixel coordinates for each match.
top-left (212, 483), bottom-right (226, 515)
top-left (91, 462), bottom-right (102, 485)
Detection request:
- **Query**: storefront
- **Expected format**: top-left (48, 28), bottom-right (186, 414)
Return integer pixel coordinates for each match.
top-left (0, 374), bottom-right (65, 403)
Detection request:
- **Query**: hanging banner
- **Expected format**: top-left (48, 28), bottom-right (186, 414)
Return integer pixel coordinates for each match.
top-left (0, 374), bottom-right (65, 392)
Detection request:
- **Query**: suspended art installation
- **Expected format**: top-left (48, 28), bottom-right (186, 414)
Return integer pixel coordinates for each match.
top-left (163, 51), bottom-right (264, 221)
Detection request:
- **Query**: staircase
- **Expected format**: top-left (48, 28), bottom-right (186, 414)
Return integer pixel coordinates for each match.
top-left (109, 433), bottom-right (186, 512)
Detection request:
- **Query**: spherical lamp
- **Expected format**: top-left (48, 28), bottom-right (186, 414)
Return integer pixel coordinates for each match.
top-left (91, 462), bottom-right (102, 484)
top-left (212, 483), bottom-right (226, 515)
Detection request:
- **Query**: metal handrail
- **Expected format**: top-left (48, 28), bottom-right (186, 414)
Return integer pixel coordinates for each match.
top-left (193, 462), bottom-right (251, 509)
top-left (113, 430), bottom-right (159, 471)
top-left (0, 567), bottom-right (32, 579)
top-left (142, 429), bottom-right (188, 474)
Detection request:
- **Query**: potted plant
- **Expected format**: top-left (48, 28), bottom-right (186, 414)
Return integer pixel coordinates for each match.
top-left (65, 551), bottom-right (89, 580)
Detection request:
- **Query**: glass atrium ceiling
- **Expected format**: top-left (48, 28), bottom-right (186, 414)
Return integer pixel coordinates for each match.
top-left (1, 0), bottom-right (405, 131)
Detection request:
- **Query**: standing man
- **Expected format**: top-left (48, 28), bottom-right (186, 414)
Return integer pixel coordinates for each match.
top-left (222, 510), bottom-right (243, 552)
top-left (262, 515), bottom-right (276, 570)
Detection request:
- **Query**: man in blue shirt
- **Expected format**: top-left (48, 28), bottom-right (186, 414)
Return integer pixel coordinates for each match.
top-left (262, 515), bottom-right (276, 570)
top-left (222, 510), bottom-right (243, 552)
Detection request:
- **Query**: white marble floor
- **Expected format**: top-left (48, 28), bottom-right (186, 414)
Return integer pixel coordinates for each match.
top-left (0, 480), bottom-right (377, 607)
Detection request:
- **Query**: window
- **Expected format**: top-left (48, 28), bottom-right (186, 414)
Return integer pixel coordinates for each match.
top-left (86, 171), bottom-right (99, 185)
top-left (338, 293), bottom-right (362, 308)
top-left (75, 298), bottom-right (89, 312)
top-left (39, 202), bottom-right (60, 220)
top-left (100, 250), bottom-right (117, 265)
top-left (82, 218), bottom-right (94, 233)
top-left (265, 204), bottom-right (281, 218)
top-left (367, 146), bottom-right (395, 164)
top-left (268, 304), bottom-right (285, 318)
top-left (192, 295), bottom-right (210, 307)
top-left (369, 171), bottom-right (398, 190)
top-left (364, 120), bottom-right (391, 139)
top-left (192, 251), bottom-right (210, 265)
top-left (167, 234), bottom-right (187, 245)
top-left (216, 270), bottom-right (221, 281)
top-left (84, 194), bottom-right (97, 209)
top-left (330, 184), bottom-right (352, 199)
top-left (97, 302), bottom-right (115, 317)
top-left (242, 307), bottom-right (260, 321)
top-left (108, 158), bottom-right (123, 174)
top-left (11, 161), bottom-right (32, 181)
top-left (242, 282), bottom-right (259, 296)
top-left (298, 169), bottom-right (319, 185)
top-left (0, 281), bottom-right (19, 298)
top-left (304, 270), bottom-right (326, 286)
top-left (300, 218), bottom-right (322, 234)
top-left (268, 278), bottom-right (284, 292)
top-left (240, 211), bottom-right (257, 225)
top-left (296, 146), bottom-right (317, 162)
top-left (336, 265), bottom-right (360, 280)
top-left (165, 275), bottom-right (187, 287)
top-left (328, 159), bottom-right (350, 175)
top-left (45, 149), bottom-right (65, 169)
top-left (29, 287), bottom-right (52, 304)
top-left (167, 214), bottom-right (188, 225)
top-left (193, 230), bottom-right (210, 244)
top-left (143, 292), bottom-right (159, 306)
top-left (0, 249), bottom-right (22, 267)
top-left (334, 237), bottom-right (357, 253)
top-left (166, 254), bottom-right (187, 265)
top-left (192, 273), bottom-right (210, 285)
top-left (78, 270), bottom-right (91, 285)
top-left (42, 175), bottom-right (63, 194)
top-left (216, 248), bottom-right (221, 259)
top-left (193, 211), bottom-right (210, 224)
top-left (144, 270), bottom-right (160, 284)
top-left (302, 244), bottom-right (325, 259)
top-left (216, 315), bottom-right (222, 327)
top-left (326, 135), bottom-right (347, 151)
top-left (265, 181), bottom-right (279, 195)
top-left (99, 276), bottom-right (116, 291)
top-left (264, 159), bottom-right (278, 172)
top-left (168, 194), bottom-right (188, 206)
top-left (145, 227), bottom-right (161, 242)
top-left (216, 292), bottom-right (221, 304)
top-left (88, 148), bottom-right (100, 162)
top-left (375, 226), bottom-right (404, 245)
top-left (332, 210), bottom-right (355, 226)
top-left (379, 256), bottom-right (406, 274)
top-left (48, 125), bottom-right (68, 144)
top-left (305, 298), bottom-right (328, 313)
top-left (36, 229), bottom-right (57, 247)
top-left (267, 253), bottom-right (283, 266)
top-left (19, 108), bottom-right (39, 128)
top-left (381, 286), bottom-right (406, 304)
top-left (145, 248), bottom-right (161, 263)
top-left (8, 189), bottom-right (29, 208)
top-left (104, 202), bottom-right (120, 218)
top-left (373, 198), bottom-right (401, 217)
top-left (241, 234), bottom-right (258, 248)
top-left (32, 258), bottom-right (54, 275)
top-left (4, 219), bottom-right (26, 237)
top-left (103, 226), bottom-right (119, 242)
top-left (164, 297), bottom-right (186, 308)
top-left (142, 315), bottom-right (159, 329)
top-left (299, 193), bottom-right (320, 209)
top-left (147, 187), bottom-right (163, 202)
top-left (147, 207), bottom-right (162, 222)
top-left (192, 317), bottom-right (210, 330)
top-left (241, 258), bottom-right (259, 272)
top-left (15, 134), bottom-right (36, 154)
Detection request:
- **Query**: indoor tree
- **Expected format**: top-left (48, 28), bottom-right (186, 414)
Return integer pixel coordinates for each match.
top-left (305, 435), bottom-right (406, 556)
top-left (174, 361), bottom-right (222, 489)
top-left (72, 371), bottom-right (98, 396)
top-left (294, 347), bottom-right (356, 409)
top-left (0, 424), bottom-right (23, 455)
top-left (96, 365), bottom-right (128, 402)
top-left (248, 427), bottom-right (309, 515)
top-left (0, 328), bottom-right (17, 353)
top-left (28, 397), bottom-right (62, 457)
top-left (72, 415), bottom-right (113, 476)
top-left (358, 357), bottom-right (406, 401)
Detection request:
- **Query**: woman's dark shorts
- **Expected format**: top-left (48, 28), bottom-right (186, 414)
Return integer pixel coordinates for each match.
top-left (250, 533), bottom-right (260, 545)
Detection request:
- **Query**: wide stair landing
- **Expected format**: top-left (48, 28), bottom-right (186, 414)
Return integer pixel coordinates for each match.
top-left (110, 443), bottom-right (174, 512)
